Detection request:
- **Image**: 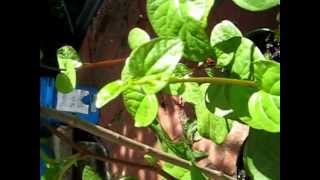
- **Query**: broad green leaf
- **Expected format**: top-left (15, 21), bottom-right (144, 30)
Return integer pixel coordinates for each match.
top-left (134, 94), bottom-right (159, 127)
top-left (144, 154), bottom-right (157, 166)
top-left (55, 68), bottom-right (76, 93)
top-left (228, 86), bottom-right (257, 119)
top-left (57, 45), bottom-right (82, 69)
top-left (123, 85), bottom-right (146, 116)
top-left (196, 84), bottom-right (230, 144)
top-left (82, 165), bottom-right (102, 180)
top-left (163, 163), bottom-right (206, 180)
top-left (128, 28), bottom-right (151, 49)
top-left (248, 91), bottom-right (280, 132)
top-left (210, 20), bottom-right (242, 48)
top-left (206, 85), bottom-right (231, 111)
top-left (181, 82), bottom-right (202, 105)
top-left (151, 122), bottom-right (196, 160)
top-left (163, 63), bottom-right (192, 95)
top-left (244, 129), bottom-right (280, 180)
top-left (147, 0), bottom-right (214, 61)
top-left (214, 37), bottom-right (265, 79)
top-left (181, 164), bottom-right (206, 180)
top-left (121, 38), bottom-right (184, 94)
top-left (95, 80), bottom-right (127, 108)
top-left (254, 60), bottom-right (280, 96)
top-left (233, 0), bottom-right (280, 12)
top-left (163, 162), bottom-right (189, 179)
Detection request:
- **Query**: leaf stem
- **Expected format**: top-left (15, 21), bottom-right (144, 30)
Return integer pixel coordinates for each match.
top-left (40, 107), bottom-right (236, 180)
top-left (43, 122), bottom-right (174, 180)
top-left (81, 58), bottom-right (126, 70)
top-left (169, 77), bottom-right (257, 88)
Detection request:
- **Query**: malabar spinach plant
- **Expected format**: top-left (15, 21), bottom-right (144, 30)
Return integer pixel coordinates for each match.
top-left (43, 0), bottom-right (280, 179)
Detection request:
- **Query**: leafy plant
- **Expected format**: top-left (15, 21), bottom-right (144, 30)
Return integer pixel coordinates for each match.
top-left (41, 0), bottom-right (280, 179)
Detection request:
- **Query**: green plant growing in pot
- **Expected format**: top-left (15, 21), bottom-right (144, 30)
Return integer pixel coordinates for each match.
top-left (40, 0), bottom-right (280, 179)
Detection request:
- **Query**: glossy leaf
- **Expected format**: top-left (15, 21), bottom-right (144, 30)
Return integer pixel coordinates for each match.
top-left (254, 60), bottom-right (280, 96)
top-left (210, 20), bottom-right (242, 48)
top-left (163, 63), bottom-right (192, 95)
top-left (248, 90), bottom-right (280, 132)
top-left (123, 85), bottom-right (146, 117)
top-left (144, 154), bottom-right (157, 166)
top-left (163, 162), bottom-right (189, 179)
top-left (82, 165), bottom-right (102, 180)
top-left (134, 94), bottom-right (159, 127)
top-left (55, 68), bottom-right (76, 93)
top-left (128, 28), bottom-right (151, 49)
top-left (151, 122), bottom-right (196, 160)
top-left (196, 84), bottom-right (230, 144)
top-left (57, 45), bottom-right (82, 69)
top-left (244, 129), bottom-right (280, 180)
top-left (227, 86), bottom-right (257, 119)
top-left (206, 85), bottom-right (231, 111)
top-left (181, 164), bottom-right (206, 180)
top-left (214, 37), bottom-right (265, 79)
top-left (181, 82), bottom-right (202, 105)
top-left (95, 80), bottom-right (127, 108)
top-left (163, 162), bottom-right (206, 180)
top-left (233, 0), bottom-right (280, 11)
top-left (147, 0), bottom-right (214, 61)
top-left (121, 38), bottom-right (184, 94)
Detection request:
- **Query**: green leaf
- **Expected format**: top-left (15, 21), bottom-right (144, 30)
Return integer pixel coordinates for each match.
top-left (254, 60), bottom-right (280, 96)
top-left (248, 90), bottom-right (280, 132)
top-left (151, 122), bottom-right (195, 160)
top-left (210, 20), bottom-right (242, 48)
top-left (95, 80), bottom-right (127, 108)
top-left (55, 68), bottom-right (76, 93)
top-left (144, 154), bottom-right (157, 166)
top-left (196, 84), bottom-right (230, 144)
top-left (121, 38), bottom-right (184, 94)
top-left (134, 94), bottom-right (159, 127)
top-left (181, 164), bottom-right (206, 180)
top-left (227, 86), bottom-right (257, 119)
top-left (244, 129), bottom-right (280, 180)
top-left (123, 85), bottom-right (146, 116)
top-left (232, 0), bottom-right (280, 11)
top-left (215, 37), bottom-right (266, 79)
top-left (128, 28), bottom-right (151, 49)
top-left (163, 162), bottom-right (189, 179)
top-left (163, 63), bottom-right (193, 95)
top-left (206, 85), bottom-right (231, 111)
top-left (57, 45), bottom-right (82, 69)
top-left (147, 0), bottom-right (214, 61)
top-left (163, 163), bottom-right (206, 180)
top-left (82, 165), bottom-right (102, 180)
top-left (181, 82), bottom-right (202, 105)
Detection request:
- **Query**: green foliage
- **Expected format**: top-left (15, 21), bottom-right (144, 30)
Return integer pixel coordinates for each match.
top-left (95, 80), bottom-right (127, 108)
top-left (51, 1), bottom-right (281, 179)
top-left (244, 130), bottom-right (280, 180)
top-left (134, 94), bottom-right (159, 127)
top-left (128, 28), bottom-right (151, 49)
top-left (232, 0), bottom-right (280, 11)
top-left (147, 0), bottom-right (214, 61)
top-left (196, 84), bottom-right (232, 144)
top-left (82, 165), bottom-right (103, 180)
top-left (55, 45), bottom-right (81, 93)
top-left (163, 162), bottom-right (207, 180)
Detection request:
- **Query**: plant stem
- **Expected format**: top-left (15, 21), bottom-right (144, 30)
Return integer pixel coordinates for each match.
top-left (40, 107), bottom-right (236, 180)
top-left (169, 77), bottom-right (257, 88)
top-left (43, 122), bottom-right (174, 180)
top-left (40, 64), bottom-right (63, 72)
top-left (81, 58), bottom-right (126, 70)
